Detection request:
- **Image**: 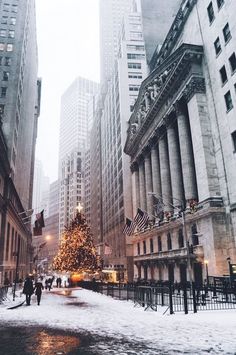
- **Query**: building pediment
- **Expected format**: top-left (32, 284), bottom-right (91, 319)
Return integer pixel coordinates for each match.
top-left (124, 44), bottom-right (204, 156)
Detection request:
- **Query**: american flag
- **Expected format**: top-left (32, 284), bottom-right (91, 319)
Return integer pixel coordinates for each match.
top-left (122, 217), bottom-right (135, 236)
top-left (134, 208), bottom-right (149, 230)
top-left (35, 210), bottom-right (45, 228)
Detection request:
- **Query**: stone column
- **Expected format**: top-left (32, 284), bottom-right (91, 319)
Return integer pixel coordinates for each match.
top-left (139, 158), bottom-right (147, 211)
top-left (159, 133), bottom-right (172, 212)
top-left (187, 90), bottom-right (221, 201)
top-left (144, 149), bottom-right (153, 216)
top-left (131, 162), bottom-right (140, 218)
top-left (176, 102), bottom-right (198, 205)
top-left (167, 122), bottom-right (184, 211)
top-left (151, 141), bottom-right (161, 198)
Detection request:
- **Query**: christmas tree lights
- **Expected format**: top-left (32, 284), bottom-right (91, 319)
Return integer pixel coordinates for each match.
top-left (52, 211), bottom-right (101, 273)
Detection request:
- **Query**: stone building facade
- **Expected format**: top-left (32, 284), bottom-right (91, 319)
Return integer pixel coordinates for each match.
top-left (0, 0), bottom-right (40, 284)
top-left (124, 0), bottom-right (236, 283)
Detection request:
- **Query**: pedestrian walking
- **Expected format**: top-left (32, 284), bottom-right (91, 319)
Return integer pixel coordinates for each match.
top-left (34, 279), bottom-right (44, 305)
top-left (23, 276), bottom-right (34, 305)
top-left (48, 278), bottom-right (52, 291)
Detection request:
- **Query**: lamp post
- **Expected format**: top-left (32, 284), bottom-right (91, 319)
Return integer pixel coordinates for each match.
top-left (148, 192), bottom-right (193, 287)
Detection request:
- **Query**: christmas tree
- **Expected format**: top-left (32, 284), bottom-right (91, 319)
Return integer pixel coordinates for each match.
top-left (52, 209), bottom-right (101, 273)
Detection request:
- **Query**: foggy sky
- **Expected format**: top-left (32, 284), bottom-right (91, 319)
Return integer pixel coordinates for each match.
top-left (35, 0), bottom-right (100, 182)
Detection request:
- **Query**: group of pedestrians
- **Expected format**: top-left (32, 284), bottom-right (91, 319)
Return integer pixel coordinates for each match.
top-left (22, 274), bottom-right (68, 306)
top-left (23, 276), bottom-right (44, 306)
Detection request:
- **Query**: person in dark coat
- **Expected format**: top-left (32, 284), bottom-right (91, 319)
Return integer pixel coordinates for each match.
top-left (23, 276), bottom-right (34, 305)
top-left (34, 280), bottom-right (44, 305)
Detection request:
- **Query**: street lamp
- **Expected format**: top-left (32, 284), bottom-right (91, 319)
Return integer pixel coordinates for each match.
top-left (148, 192), bottom-right (193, 286)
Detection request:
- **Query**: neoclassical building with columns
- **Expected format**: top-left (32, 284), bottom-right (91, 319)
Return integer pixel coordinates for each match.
top-left (124, 0), bottom-right (236, 284)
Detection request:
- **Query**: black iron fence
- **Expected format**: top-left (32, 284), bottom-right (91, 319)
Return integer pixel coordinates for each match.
top-left (77, 280), bottom-right (236, 315)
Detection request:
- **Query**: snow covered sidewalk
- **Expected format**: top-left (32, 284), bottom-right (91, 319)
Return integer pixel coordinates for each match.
top-left (0, 287), bottom-right (235, 354)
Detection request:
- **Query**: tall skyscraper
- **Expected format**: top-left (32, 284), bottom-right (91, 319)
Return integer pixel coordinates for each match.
top-left (99, 0), bottom-right (134, 84)
top-left (0, 0), bottom-right (40, 283)
top-left (32, 159), bottom-right (50, 218)
top-left (0, 0), bottom-right (40, 209)
top-left (100, 11), bottom-right (148, 281)
top-left (59, 77), bottom-right (99, 235)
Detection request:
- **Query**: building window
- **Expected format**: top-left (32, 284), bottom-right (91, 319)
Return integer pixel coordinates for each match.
top-left (224, 91), bottom-right (233, 111)
top-left (3, 4), bottom-right (10, 12)
top-left (191, 224), bottom-right (199, 246)
top-left (1, 87), bottom-right (7, 97)
top-left (178, 229), bottom-right (184, 248)
top-left (223, 23), bottom-right (231, 43)
top-left (11, 4), bottom-right (18, 13)
top-left (0, 57), bottom-right (2, 65)
top-left (0, 43), bottom-right (4, 51)
top-left (8, 30), bottom-right (14, 38)
top-left (127, 44), bottom-right (145, 51)
top-left (214, 37), bottom-right (221, 55)
top-left (127, 53), bottom-right (145, 60)
top-left (137, 242), bottom-right (140, 255)
top-left (128, 73), bottom-right (142, 79)
top-left (150, 238), bottom-right (154, 253)
top-left (217, 0), bottom-right (224, 9)
top-left (6, 43), bottom-right (13, 51)
top-left (128, 62), bottom-right (141, 69)
top-left (157, 236), bottom-right (162, 252)
top-left (5, 57), bottom-right (11, 65)
top-left (143, 241), bottom-right (146, 254)
top-left (229, 53), bottom-right (236, 74)
top-left (10, 17), bottom-right (16, 25)
top-left (129, 85), bottom-right (139, 92)
top-left (130, 31), bottom-right (143, 40)
top-left (3, 71), bottom-right (9, 81)
top-left (1, 16), bottom-right (8, 25)
top-left (231, 131), bottom-right (236, 153)
top-left (207, 2), bottom-right (215, 24)
top-left (0, 29), bottom-right (7, 37)
top-left (219, 65), bottom-right (228, 85)
top-left (167, 233), bottom-right (172, 250)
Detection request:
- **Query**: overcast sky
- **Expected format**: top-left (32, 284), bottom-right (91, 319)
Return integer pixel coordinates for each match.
top-left (35, 0), bottom-right (100, 182)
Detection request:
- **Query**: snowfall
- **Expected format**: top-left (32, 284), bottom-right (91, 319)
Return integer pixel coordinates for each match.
top-left (0, 286), bottom-right (236, 354)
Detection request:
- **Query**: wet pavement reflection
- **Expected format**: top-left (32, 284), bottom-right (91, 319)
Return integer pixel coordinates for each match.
top-left (0, 325), bottom-right (163, 355)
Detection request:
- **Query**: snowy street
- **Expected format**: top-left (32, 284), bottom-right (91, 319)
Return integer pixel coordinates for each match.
top-left (0, 287), bottom-right (236, 354)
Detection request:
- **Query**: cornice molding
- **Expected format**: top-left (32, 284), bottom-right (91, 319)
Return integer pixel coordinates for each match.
top-left (183, 76), bottom-right (206, 102)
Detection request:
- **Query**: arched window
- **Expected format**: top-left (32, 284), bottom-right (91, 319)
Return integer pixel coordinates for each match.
top-left (167, 232), bottom-right (172, 250)
top-left (158, 236), bottom-right (162, 252)
top-left (191, 223), bottom-right (199, 246)
top-left (178, 229), bottom-right (184, 248)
